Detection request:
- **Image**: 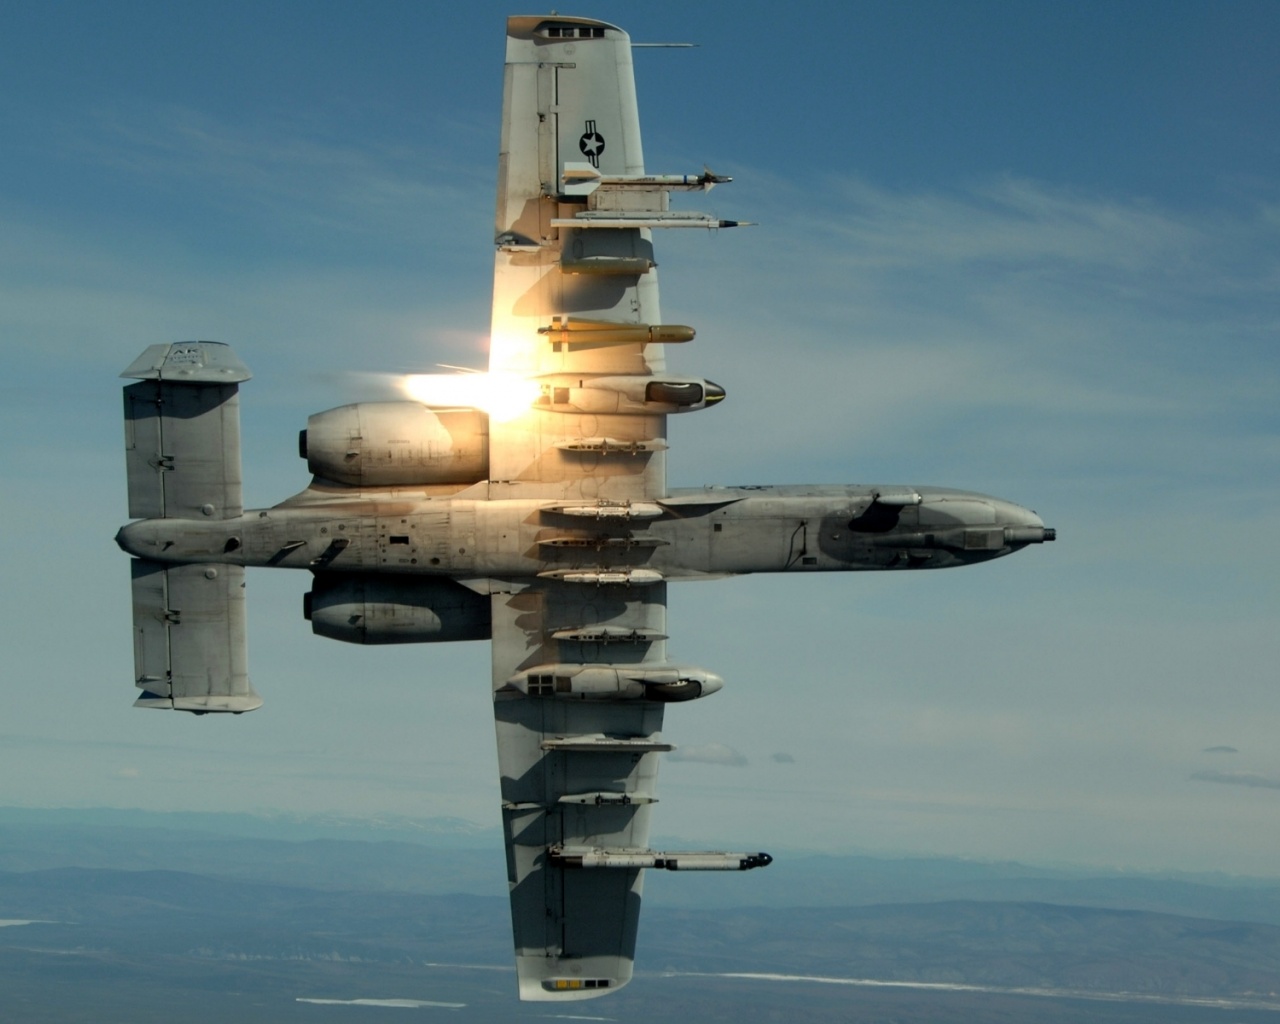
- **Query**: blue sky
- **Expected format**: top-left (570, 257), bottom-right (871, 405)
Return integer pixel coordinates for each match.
top-left (3, 2), bottom-right (1279, 876)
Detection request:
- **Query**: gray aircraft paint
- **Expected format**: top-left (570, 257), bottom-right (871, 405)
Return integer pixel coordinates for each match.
top-left (114, 15), bottom-right (1052, 1004)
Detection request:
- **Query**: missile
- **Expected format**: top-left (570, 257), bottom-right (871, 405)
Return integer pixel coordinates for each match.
top-left (533, 374), bottom-right (726, 415)
top-left (551, 211), bottom-right (753, 230)
top-left (539, 318), bottom-right (695, 346)
top-left (508, 663), bottom-right (722, 702)
top-left (537, 568), bottom-right (665, 586)
top-left (545, 501), bottom-right (665, 520)
top-left (561, 162), bottom-right (732, 194)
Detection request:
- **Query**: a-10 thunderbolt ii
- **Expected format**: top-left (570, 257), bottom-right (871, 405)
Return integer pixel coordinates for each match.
top-left (114, 14), bottom-right (1054, 1002)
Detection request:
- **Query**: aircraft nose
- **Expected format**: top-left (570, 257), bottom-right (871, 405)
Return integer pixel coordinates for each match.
top-left (699, 672), bottom-right (724, 697)
top-left (115, 520), bottom-right (162, 556)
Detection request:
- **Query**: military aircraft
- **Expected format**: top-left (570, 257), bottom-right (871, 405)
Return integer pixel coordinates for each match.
top-left (114, 14), bottom-right (1054, 1002)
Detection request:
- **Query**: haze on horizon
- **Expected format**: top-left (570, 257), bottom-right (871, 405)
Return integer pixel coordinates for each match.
top-left (2, 1), bottom-right (1278, 877)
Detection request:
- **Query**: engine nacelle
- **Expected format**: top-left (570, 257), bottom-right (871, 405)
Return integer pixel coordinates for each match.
top-left (305, 575), bottom-right (491, 644)
top-left (300, 402), bottom-right (488, 487)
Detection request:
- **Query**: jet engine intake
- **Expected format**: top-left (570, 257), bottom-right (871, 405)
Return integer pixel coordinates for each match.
top-left (305, 574), bottom-right (491, 644)
top-left (300, 402), bottom-right (489, 486)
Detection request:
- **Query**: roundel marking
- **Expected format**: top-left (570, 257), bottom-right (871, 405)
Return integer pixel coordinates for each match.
top-left (578, 119), bottom-right (606, 167)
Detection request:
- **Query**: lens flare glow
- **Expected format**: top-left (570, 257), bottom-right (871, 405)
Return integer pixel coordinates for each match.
top-left (399, 372), bottom-right (540, 422)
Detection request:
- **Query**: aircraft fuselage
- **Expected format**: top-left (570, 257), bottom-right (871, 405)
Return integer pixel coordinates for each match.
top-left (116, 484), bottom-right (1052, 579)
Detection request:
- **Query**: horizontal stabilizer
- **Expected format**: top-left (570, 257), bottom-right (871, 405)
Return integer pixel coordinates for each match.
top-left (130, 558), bottom-right (260, 714)
top-left (122, 342), bottom-right (250, 520)
top-left (121, 340), bottom-right (251, 383)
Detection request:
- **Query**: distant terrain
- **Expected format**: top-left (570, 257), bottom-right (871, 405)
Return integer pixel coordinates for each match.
top-left (2, 808), bottom-right (1278, 1023)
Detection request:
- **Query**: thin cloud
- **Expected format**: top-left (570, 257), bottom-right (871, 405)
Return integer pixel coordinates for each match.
top-left (61, 101), bottom-right (488, 237)
top-left (816, 173), bottom-right (1201, 275)
top-left (1190, 770), bottom-right (1280, 791)
top-left (663, 172), bottom-right (1280, 493)
top-left (669, 744), bottom-right (749, 767)
top-left (295, 997), bottom-right (466, 1008)
top-left (770, 752), bottom-right (796, 764)
top-left (1203, 746), bottom-right (1240, 754)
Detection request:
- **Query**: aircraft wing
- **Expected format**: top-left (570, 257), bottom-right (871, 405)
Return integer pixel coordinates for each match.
top-left (491, 579), bottom-right (670, 999)
top-left (487, 15), bottom-right (707, 1000)
top-left (488, 14), bottom-right (735, 504)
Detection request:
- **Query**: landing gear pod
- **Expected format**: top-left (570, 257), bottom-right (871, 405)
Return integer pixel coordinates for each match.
top-left (305, 575), bottom-right (491, 644)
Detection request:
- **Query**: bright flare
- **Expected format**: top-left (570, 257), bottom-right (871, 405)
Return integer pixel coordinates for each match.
top-left (399, 372), bottom-right (540, 423)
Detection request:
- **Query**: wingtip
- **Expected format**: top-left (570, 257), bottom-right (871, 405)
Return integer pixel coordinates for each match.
top-left (517, 973), bottom-right (630, 1002)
